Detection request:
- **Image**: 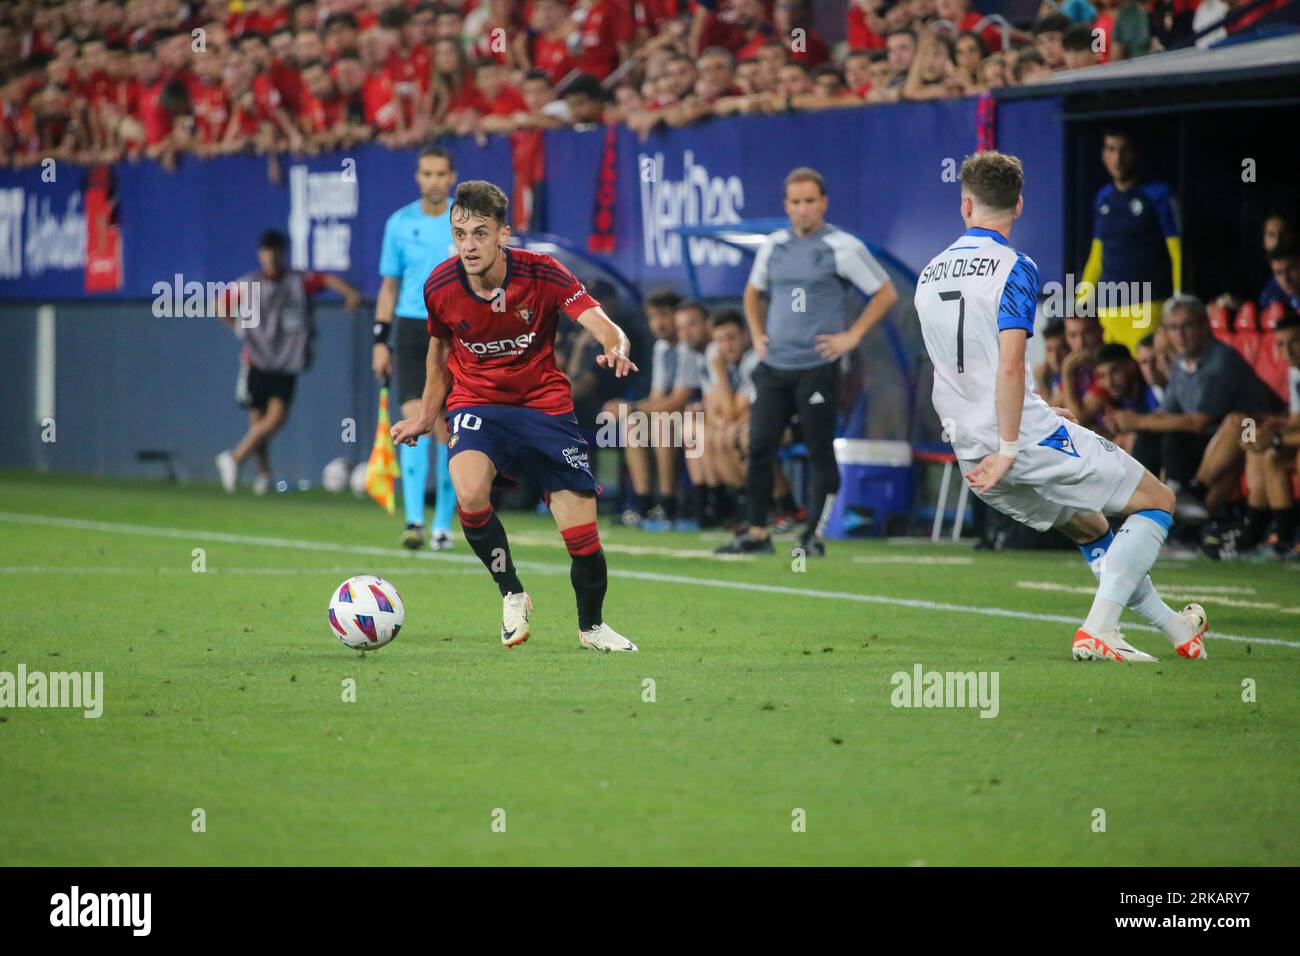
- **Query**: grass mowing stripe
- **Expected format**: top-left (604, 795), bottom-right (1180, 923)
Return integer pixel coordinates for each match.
top-left (3, 510), bottom-right (1294, 651)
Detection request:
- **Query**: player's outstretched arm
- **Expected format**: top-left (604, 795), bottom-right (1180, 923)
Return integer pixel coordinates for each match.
top-left (968, 328), bottom-right (1028, 494)
top-left (392, 337), bottom-right (450, 446)
top-left (575, 306), bottom-right (639, 378)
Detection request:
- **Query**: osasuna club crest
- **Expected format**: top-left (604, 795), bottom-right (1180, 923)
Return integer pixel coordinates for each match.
top-left (515, 306), bottom-right (533, 325)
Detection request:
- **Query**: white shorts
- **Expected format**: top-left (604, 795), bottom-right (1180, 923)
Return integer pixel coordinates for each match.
top-left (960, 420), bottom-right (1146, 532)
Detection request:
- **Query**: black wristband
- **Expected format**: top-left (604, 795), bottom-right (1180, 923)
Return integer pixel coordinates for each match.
top-left (373, 321), bottom-right (392, 347)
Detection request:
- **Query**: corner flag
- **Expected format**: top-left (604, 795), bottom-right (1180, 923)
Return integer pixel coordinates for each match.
top-left (364, 386), bottom-right (401, 513)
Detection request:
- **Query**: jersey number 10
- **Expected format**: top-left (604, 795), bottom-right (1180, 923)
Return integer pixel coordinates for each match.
top-left (938, 290), bottom-right (965, 373)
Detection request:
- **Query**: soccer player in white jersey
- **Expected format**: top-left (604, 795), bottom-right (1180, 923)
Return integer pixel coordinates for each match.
top-left (915, 151), bottom-right (1208, 662)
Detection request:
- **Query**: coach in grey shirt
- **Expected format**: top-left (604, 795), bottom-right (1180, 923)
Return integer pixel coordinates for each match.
top-left (716, 166), bottom-right (897, 557)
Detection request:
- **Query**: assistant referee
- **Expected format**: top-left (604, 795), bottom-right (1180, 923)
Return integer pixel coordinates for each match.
top-left (373, 145), bottom-right (458, 550)
top-left (715, 167), bottom-right (897, 557)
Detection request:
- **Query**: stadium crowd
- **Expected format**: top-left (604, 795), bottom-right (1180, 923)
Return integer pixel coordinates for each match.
top-left (0, 0), bottom-right (1281, 170)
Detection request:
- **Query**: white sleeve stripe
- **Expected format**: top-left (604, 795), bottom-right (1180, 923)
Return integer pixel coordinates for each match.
top-left (828, 233), bottom-right (887, 295)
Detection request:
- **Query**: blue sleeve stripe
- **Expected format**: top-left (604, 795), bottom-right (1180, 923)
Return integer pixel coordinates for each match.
top-left (997, 256), bottom-right (1039, 335)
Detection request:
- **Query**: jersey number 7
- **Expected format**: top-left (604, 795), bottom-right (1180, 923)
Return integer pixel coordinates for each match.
top-left (938, 290), bottom-right (965, 373)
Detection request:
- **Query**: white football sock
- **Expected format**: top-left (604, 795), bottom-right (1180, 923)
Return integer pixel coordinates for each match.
top-left (1083, 511), bottom-right (1172, 636)
top-left (1081, 553), bottom-right (1191, 647)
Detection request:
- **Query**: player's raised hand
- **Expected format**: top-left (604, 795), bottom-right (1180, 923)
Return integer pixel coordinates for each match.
top-left (1051, 406), bottom-right (1078, 424)
top-left (966, 452), bottom-right (1014, 494)
top-left (597, 346), bottom-right (638, 378)
top-left (391, 416), bottom-right (429, 447)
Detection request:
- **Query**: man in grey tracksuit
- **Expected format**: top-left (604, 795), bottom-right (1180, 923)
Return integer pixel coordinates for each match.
top-left (716, 167), bottom-right (897, 557)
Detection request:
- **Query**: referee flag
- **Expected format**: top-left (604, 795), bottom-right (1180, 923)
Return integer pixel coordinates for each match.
top-left (364, 387), bottom-right (401, 513)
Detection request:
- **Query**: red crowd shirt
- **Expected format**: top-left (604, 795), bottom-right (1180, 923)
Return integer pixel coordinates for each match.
top-left (190, 80), bottom-right (230, 141)
top-left (362, 70), bottom-right (397, 129)
top-left (530, 33), bottom-right (577, 85)
top-left (576, 0), bottom-right (634, 80)
top-left (424, 247), bottom-right (602, 415)
top-left (957, 10), bottom-right (1004, 53)
top-left (846, 5), bottom-right (886, 50)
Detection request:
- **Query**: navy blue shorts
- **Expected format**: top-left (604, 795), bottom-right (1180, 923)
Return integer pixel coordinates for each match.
top-left (445, 404), bottom-right (599, 496)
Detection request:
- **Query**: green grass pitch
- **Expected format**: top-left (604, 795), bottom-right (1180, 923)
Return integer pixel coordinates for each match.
top-left (1, 470), bottom-right (1297, 866)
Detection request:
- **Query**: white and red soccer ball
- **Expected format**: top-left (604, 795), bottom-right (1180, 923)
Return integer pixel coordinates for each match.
top-left (328, 575), bottom-right (405, 650)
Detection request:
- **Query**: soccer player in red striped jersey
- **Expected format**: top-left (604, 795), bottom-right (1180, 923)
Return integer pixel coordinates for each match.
top-left (391, 181), bottom-right (640, 652)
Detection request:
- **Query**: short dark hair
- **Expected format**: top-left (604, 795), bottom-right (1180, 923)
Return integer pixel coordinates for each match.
top-left (960, 151), bottom-right (1023, 211)
top-left (1032, 13), bottom-right (1071, 36)
top-left (1043, 319), bottom-right (1066, 340)
top-left (562, 72), bottom-right (605, 101)
top-left (451, 180), bottom-right (509, 226)
top-left (645, 289), bottom-right (683, 312)
top-left (418, 144), bottom-right (454, 169)
top-left (784, 166), bottom-right (826, 197)
top-left (1268, 242), bottom-right (1299, 263)
top-left (1138, 332), bottom-right (1158, 349)
top-left (675, 298), bottom-right (708, 321)
top-left (324, 12), bottom-right (359, 30)
top-left (258, 230), bottom-right (289, 252)
top-left (1094, 343), bottom-right (1135, 367)
top-left (1062, 23), bottom-right (1094, 53)
top-left (708, 308), bottom-right (745, 331)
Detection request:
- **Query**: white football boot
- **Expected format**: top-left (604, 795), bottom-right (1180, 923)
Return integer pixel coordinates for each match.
top-left (502, 592), bottom-right (532, 648)
top-left (252, 473), bottom-right (270, 496)
top-left (1174, 603), bottom-right (1208, 660)
top-left (579, 623), bottom-right (638, 653)
top-left (215, 451), bottom-right (238, 493)
top-left (1072, 628), bottom-right (1158, 662)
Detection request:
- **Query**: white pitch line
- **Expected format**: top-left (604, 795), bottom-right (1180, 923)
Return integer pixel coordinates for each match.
top-left (2, 511), bottom-right (1297, 650)
top-left (0, 565), bottom-right (486, 576)
top-left (1017, 580), bottom-right (1300, 615)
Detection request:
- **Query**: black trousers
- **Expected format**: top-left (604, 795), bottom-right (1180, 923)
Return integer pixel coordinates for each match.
top-left (1160, 431), bottom-right (1212, 485)
top-left (746, 360), bottom-right (841, 535)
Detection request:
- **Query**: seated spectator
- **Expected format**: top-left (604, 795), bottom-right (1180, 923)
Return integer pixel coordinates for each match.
top-left (1088, 342), bottom-right (1160, 452)
top-left (1012, 48), bottom-right (1052, 84)
top-left (1062, 22), bottom-right (1099, 69)
top-left (672, 299), bottom-right (713, 528)
top-left (953, 31), bottom-right (990, 88)
top-left (607, 289), bottom-right (685, 529)
top-left (513, 0), bottom-right (578, 86)
top-left (1136, 328), bottom-right (1172, 405)
top-left (843, 49), bottom-right (874, 97)
top-left (1057, 313), bottom-right (1104, 422)
top-left (977, 51), bottom-right (1008, 90)
top-left (1105, 295), bottom-right (1282, 519)
top-left (1233, 310), bottom-right (1300, 557)
top-left (702, 309), bottom-right (760, 527)
top-left (1215, 211), bottom-right (1294, 311)
top-left (773, 0), bottom-right (830, 67)
top-left (561, 72), bottom-right (609, 127)
top-left (1034, 319), bottom-right (1069, 402)
top-left (903, 29), bottom-right (965, 101)
top-left (1032, 13), bottom-right (1071, 70)
top-left (1263, 243), bottom-right (1300, 312)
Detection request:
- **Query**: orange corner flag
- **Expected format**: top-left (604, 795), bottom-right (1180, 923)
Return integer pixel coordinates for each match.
top-left (364, 387), bottom-right (401, 513)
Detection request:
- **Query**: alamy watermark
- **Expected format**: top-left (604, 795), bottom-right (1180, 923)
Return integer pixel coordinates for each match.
top-left (890, 664), bottom-right (999, 718)
top-left (1042, 275), bottom-right (1154, 323)
top-left (151, 273), bottom-right (260, 327)
top-left (594, 405), bottom-right (705, 459)
top-left (0, 664), bottom-right (103, 718)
